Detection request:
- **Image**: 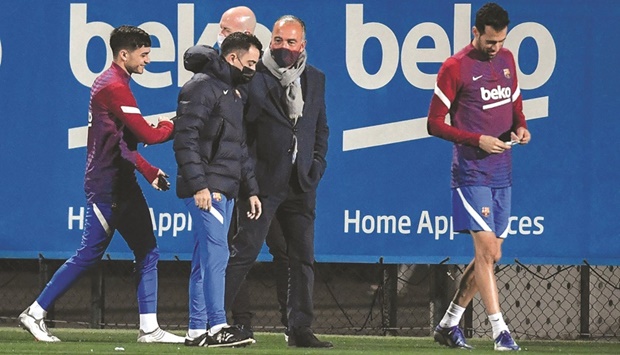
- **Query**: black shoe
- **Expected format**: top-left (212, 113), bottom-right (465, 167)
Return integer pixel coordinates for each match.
top-left (235, 324), bottom-right (254, 339)
top-left (184, 332), bottom-right (208, 347)
top-left (206, 325), bottom-right (256, 348)
top-left (288, 327), bottom-right (333, 348)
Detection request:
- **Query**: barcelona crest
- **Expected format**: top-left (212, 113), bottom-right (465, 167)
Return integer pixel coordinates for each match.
top-left (481, 206), bottom-right (491, 217)
top-left (503, 68), bottom-right (511, 79)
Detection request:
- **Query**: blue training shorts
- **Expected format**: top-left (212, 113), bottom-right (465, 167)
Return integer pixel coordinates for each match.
top-left (452, 186), bottom-right (511, 238)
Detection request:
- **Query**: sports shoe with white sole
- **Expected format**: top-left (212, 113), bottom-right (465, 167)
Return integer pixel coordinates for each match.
top-left (184, 332), bottom-right (208, 346)
top-left (494, 330), bottom-right (521, 351)
top-left (137, 327), bottom-right (184, 343)
top-left (206, 325), bottom-right (256, 348)
top-left (18, 308), bottom-right (60, 342)
top-left (433, 324), bottom-right (473, 349)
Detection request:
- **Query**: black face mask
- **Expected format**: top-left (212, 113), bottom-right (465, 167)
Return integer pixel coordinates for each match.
top-left (271, 48), bottom-right (301, 68)
top-left (230, 57), bottom-right (255, 85)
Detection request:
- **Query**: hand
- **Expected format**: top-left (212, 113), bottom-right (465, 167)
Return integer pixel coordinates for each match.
top-left (150, 116), bottom-right (173, 129)
top-left (479, 135), bottom-right (512, 154)
top-left (158, 116), bottom-right (173, 124)
top-left (151, 170), bottom-right (170, 191)
top-left (514, 127), bottom-right (531, 145)
top-left (246, 195), bottom-right (262, 220)
top-left (194, 188), bottom-right (211, 210)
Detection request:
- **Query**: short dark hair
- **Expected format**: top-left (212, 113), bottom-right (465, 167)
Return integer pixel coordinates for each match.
top-left (475, 3), bottom-right (510, 34)
top-left (220, 32), bottom-right (263, 57)
top-left (109, 25), bottom-right (151, 56)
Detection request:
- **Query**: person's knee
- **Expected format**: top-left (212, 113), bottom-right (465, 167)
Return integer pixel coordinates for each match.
top-left (484, 249), bottom-right (501, 264)
top-left (135, 247), bottom-right (159, 272)
top-left (72, 243), bottom-right (109, 268)
top-left (269, 247), bottom-right (288, 261)
top-left (70, 255), bottom-right (100, 270)
top-left (229, 240), bottom-right (264, 265)
top-left (493, 249), bottom-right (502, 263)
top-left (227, 252), bottom-right (256, 269)
top-left (475, 248), bottom-right (500, 265)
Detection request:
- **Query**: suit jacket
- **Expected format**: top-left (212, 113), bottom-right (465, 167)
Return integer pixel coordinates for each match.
top-left (243, 61), bottom-right (329, 197)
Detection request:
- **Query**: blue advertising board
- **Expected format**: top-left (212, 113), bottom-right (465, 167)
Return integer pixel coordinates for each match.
top-left (0, 1), bottom-right (618, 264)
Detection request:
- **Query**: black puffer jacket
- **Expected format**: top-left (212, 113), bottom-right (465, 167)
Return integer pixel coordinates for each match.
top-left (173, 45), bottom-right (258, 199)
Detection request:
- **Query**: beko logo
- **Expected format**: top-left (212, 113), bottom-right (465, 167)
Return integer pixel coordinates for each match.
top-left (481, 86), bottom-right (512, 101)
top-left (342, 3), bottom-right (555, 151)
top-left (66, 3), bottom-right (555, 151)
top-left (68, 3), bottom-right (556, 93)
top-left (345, 4), bottom-right (556, 91)
top-left (68, 3), bottom-right (272, 88)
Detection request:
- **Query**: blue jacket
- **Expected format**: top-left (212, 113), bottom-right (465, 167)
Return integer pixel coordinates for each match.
top-left (173, 45), bottom-right (258, 199)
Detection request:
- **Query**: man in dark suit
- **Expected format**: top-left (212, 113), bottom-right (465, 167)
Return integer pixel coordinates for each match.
top-left (225, 15), bottom-right (331, 348)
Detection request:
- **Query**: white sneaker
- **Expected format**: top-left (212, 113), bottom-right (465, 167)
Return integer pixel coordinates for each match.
top-left (18, 307), bottom-right (61, 342)
top-left (137, 327), bottom-right (184, 343)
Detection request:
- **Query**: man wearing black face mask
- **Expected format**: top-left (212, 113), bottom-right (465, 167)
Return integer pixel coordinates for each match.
top-left (182, 8), bottom-right (291, 342)
top-left (173, 32), bottom-right (262, 348)
top-left (224, 15), bottom-right (331, 348)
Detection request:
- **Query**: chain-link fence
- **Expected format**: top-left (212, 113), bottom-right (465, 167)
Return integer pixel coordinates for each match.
top-left (0, 258), bottom-right (618, 341)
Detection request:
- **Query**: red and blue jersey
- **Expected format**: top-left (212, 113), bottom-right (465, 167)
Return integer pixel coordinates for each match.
top-left (84, 62), bottom-right (173, 203)
top-left (427, 44), bottom-right (526, 188)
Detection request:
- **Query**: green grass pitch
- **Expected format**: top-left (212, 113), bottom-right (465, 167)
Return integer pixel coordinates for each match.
top-left (1, 327), bottom-right (618, 354)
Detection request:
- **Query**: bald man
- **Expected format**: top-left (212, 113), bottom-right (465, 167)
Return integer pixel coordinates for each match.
top-left (217, 6), bottom-right (256, 44)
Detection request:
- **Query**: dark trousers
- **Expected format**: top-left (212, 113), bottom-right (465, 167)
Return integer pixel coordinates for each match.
top-left (230, 217), bottom-right (289, 327)
top-left (226, 172), bottom-right (316, 328)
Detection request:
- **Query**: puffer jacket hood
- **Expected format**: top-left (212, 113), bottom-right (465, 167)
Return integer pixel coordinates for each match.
top-left (183, 45), bottom-right (232, 84)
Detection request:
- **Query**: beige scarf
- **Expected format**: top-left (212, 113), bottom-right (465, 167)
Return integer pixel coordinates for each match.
top-left (262, 47), bottom-right (307, 125)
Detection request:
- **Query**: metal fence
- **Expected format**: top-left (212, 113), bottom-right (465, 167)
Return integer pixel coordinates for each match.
top-left (0, 258), bottom-right (618, 341)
